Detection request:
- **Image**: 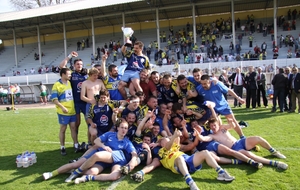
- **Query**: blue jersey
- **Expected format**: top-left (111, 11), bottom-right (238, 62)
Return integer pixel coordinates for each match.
top-left (87, 103), bottom-right (114, 135)
top-left (124, 51), bottom-right (150, 72)
top-left (99, 132), bottom-right (136, 155)
top-left (195, 125), bottom-right (213, 151)
top-left (103, 74), bottom-right (123, 100)
top-left (187, 76), bottom-right (201, 87)
top-left (125, 124), bottom-right (137, 141)
top-left (121, 107), bottom-right (140, 119)
top-left (157, 85), bottom-right (179, 104)
top-left (196, 82), bottom-right (229, 113)
top-left (70, 71), bottom-right (88, 104)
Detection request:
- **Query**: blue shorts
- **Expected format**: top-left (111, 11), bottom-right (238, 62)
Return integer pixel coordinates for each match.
top-left (83, 149), bottom-right (99, 159)
top-left (215, 106), bottom-right (233, 116)
top-left (175, 154), bottom-right (202, 174)
top-left (231, 138), bottom-right (246, 151)
top-left (206, 141), bottom-right (220, 153)
top-left (57, 114), bottom-right (76, 125)
top-left (95, 150), bottom-right (127, 168)
top-left (75, 102), bottom-right (86, 115)
top-left (85, 103), bottom-right (92, 118)
top-left (121, 70), bottom-right (140, 82)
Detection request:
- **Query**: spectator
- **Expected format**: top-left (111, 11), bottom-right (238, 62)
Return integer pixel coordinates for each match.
top-left (24, 69), bottom-right (27, 75)
top-left (271, 68), bottom-right (288, 113)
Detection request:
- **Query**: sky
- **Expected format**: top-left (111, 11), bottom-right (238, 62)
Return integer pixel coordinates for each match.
top-left (0, 0), bottom-right (14, 13)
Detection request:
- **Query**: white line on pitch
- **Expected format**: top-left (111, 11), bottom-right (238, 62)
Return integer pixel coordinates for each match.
top-left (107, 176), bottom-right (125, 190)
top-left (39, 141), bottom-right (73, 144)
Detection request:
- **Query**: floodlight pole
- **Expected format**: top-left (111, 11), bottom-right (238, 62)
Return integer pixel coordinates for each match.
top-left (12, 29), bottom-right (18, 67)
top-left (231, 0), bottom-right (236, 47)
top-left (273, 0), bottom-right (277, 46)
top-left (63, 21), bottom-right (67, 58)
top-left (192, 4), bottom-right (197, 44)
top-left (91, 17), bottom-right (95, 56)
top-left (122, 12), bottom-right (125, 44)
top-left (156, 8), bottom-right (160, 50)
top-left (37, 26), bottom-right (42, 66)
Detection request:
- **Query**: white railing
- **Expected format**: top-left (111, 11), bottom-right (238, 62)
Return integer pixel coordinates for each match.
top-left (0, 58), bottom-right (299, 86)
top-left (0, 73), bottom-right (60, 85)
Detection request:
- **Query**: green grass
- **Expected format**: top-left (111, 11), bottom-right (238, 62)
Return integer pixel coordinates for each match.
top-left (0, 106), bottom-right (299, 190)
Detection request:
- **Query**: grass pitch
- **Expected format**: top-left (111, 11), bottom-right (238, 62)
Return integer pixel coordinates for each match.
top-left (0, 105), bottom-right (299, 190)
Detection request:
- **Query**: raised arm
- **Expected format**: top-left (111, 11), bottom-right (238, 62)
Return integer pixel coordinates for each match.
top-left (163, 109), bottom-right (172, 136)
top-left (136, 110), bottom-right (153, 137)
top-left (101, 52), bottom-right (108, 77)
top-left (59, 51), bottom-right (78, 69)
top-left (164, 129), bottom-right (181, 150)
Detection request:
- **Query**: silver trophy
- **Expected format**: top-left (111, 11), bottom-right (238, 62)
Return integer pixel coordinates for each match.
top-left (122, 27), bottom-right (134, 47)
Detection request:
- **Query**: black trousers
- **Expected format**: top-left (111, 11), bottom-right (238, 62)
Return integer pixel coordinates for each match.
top-left (246, 88), bottom-right (257, 108)
top-left (257, 85), bottom-right (268, 107)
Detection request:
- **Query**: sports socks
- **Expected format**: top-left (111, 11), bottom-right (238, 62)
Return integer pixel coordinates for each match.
top-left (216, 166), bottom-right (225, 174)
top-left (61, 146), bottom-right (65, 149)
top-left (184, 174), bottom-right (194, 185)
top-left (51, 170), bottom-right (59, 177)
top-left (247, 159), bottom-right (257, 166)
top-left (74, 143), bottom-right (78, 148)
top-left (73, 167), bottom-right (83, 175)
top-left (269, 148), bottom-right (276, 154)
top-left (231, 159), bottom-right (242, 164)
top-left (269, 160), bottom-right (278, 167)
top-left (85, 175), bottom-right (95, 181)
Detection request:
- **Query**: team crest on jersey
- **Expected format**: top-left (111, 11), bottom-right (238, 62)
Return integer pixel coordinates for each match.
top-left (140, 58), bottom-right (145, 63)
top-left (100, 115), bottom-right (108, 124)
top-left (118, 144), bottom-right (124, 149)
top-left (112, 81), bottom-right (119, 89)
top-left (77, 82), bottom-right (82, 91)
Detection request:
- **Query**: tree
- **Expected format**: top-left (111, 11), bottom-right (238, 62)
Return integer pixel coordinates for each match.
top-left (9, 0), bottom-right (74, 10)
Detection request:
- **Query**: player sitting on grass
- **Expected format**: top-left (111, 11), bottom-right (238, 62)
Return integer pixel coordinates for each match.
top-left (158, 129), bottom-right (235, 190)
top-left (194, 103), bottom-right (288, 170)
top-left (65, 121), bottom-right (139, 183)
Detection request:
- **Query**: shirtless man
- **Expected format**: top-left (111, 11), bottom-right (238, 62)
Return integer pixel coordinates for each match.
top-left (80, 67), bottom-right (105, 110)
top-left (194, 105), bottom-right (288, 170)
top-left (80, 67), bottom-right (105, 142)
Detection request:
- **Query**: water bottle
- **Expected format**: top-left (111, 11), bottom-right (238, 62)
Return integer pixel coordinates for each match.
top-left (22, 155), bottom-right (29, 168)
top-left (31, 152), bottom-right (37, 164)
top-left (16, 155), bottom-right (22, 168)
top-left (27, 153), bottom-right (33, 166)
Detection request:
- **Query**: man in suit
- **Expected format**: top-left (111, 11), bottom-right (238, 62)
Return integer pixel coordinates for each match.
top-left (284, 67), bottom-right (292, 111)
top-left (218, 70), bottom-right (230, 100)
top-left (245, 66), bottom-right (257, 109)
top-left (288, 67), bottom-right (300, 113)
top-left (271, 68), bottom-right (288, 113)
top-left (256, 67), bottom-right (268, 108)
top-left (228, 67), bottom-right (245, 107)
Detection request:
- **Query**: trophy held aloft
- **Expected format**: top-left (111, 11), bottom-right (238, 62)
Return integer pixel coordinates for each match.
top-left (122, 27), bottom-right (134, 47)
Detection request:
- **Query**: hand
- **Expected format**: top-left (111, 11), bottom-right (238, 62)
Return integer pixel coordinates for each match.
top-left (142, 143), bottom-right (150, 152)
top-left (174, 128), bottom-right (182, 137)
top-left (89, 99), bottom-right (96, 105)
top-left (92, 123), bottom-right (97, 128)
top-left (113, 108), bottom-right (119, 114)
top-left (149, 142), bottom-right (158, 149)
top-left (103, 146), bottom-right (112, 152)
top-left (102, 52), bottom-right (108, 62)
top-left (165, 109), bottom-right (171, 115)
top-left (70, 51), bottom-right (78, 57)
top-left (146, 110), bottom-right (154, 118)
top-left (185, 109), bottom-right (193, 115)
top-left (61, 107), bottom-right (68, 113)
top-left (238, 97), bottom-right (245, 104)
top-left (193, 125), bottom-right (203, 133)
